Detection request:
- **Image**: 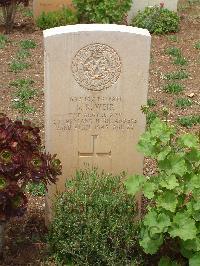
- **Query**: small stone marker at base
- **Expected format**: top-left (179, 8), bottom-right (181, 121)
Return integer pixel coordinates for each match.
top-left (44, 24), bottom-right (151, 221)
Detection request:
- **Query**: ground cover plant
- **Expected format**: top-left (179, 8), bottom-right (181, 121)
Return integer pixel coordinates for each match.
top-left (48, 169), bottom-right (142, 266)
top-left (0, 113), bottom-right (62, 254)
top-left (0, 0), bottom-right (199, 264)
top-left (125, 118), bottom-right (200, 265)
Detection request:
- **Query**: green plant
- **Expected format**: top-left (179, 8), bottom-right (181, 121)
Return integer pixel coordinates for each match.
top-left (36, 7), bottom-right (78, 30)
top-left (11, 78), bottom-right (37, 118)
top-left (132, 5), bottom-right (180, 34)
top-left (164, 70), bottom-right (188, 80)
top-left (72, 0), bottom-right (132, 24)
top-left (147, 99), bottom-right (157, 107)
top-left (20, 39), bottom-right (36, 49)
top-left (10, 78), bottom-right (34, 88)
top-left (0, 113), bottom-right (62, 223)
top-left (178, 115), bottom-right (200, 128)
top-left (16, 49), bottom-right (30, 59)
top-left (194, 41), bottom-right (200, 50)
top-left (163, 83), bottom-right (184, 94)
top-left (175, 98), bottom-right (193, 108)
top-left (0, 34), bottom-right (8, 49)
top-left (147, 111), bottom-right (158, 125)
top-left (25, 182), bottom-right (46, 196)
top-left (167, 35), bottom-right (178, 42)
top-left (173, 56), bottom-right (188, 66)
top-left (48, 169), bottom-right (142, 265)
top-left (12, 101), bottom-right (36, 114)
top-left (165, 47), bottom-right (181, 57)
top-left (9, 59), bottom-right (30, 73)
top-left (125, 118), bottom-right (200, 265)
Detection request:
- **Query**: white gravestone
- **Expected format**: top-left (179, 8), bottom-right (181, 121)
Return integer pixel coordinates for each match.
top-left (44, 24), bottom-right (151, 220)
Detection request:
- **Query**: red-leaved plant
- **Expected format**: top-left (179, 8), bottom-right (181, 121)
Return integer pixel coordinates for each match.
top-left (0, 113), bottom-right (62, 222)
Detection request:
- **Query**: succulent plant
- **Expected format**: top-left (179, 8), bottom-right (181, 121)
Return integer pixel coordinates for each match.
top-left (0, 113), bottom-right (62, 222)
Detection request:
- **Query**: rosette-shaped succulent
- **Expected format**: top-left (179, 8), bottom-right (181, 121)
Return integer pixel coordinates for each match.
top-left (0, 114), bottom-right (62, 222)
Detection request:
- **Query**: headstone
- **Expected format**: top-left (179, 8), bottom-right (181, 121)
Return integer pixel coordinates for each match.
top-left (33, 0), bottom-right (73, 20)
top-left (128, 0), bottom-right (179, 23)
top-left (44, 24), bottom-right (151, 221)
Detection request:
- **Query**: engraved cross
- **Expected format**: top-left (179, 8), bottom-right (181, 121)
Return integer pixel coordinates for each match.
top-left (78, 135), bottom-right (111, 158)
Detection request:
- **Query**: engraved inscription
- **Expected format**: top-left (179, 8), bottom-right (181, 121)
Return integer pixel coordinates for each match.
top-left (52, 96), bottom-right (137, 131)
top-left (71, 43), bottom-right (121, 91)
top-left (78, 135), bottom-right (111, 157)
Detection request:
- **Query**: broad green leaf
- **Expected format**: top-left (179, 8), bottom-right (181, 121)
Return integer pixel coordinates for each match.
top-left (137, 131), bottom-right (157, 157)
top-left (186, 174), bottom-right (200, 192)
top-left (189, 252), bottom-right (200, 266)
top-left (149, 118), bottom-right (175, 143)
top-left (158, 256), bottom-right (179, 266)
top-left (143, 182), bottom-right (157, 199)
top-left (140, 229), bottom-right (163, 254)
top-left (182, 237), bottom-right (200, 252)
top-left (179, 134), bottom-right (199, 148)
top-left (159, 154), bottom-right (187, 176)
top-left (157, 191), bottom-right (178, 212)
top-left (157, 147), bottom-right (171, 161)
top-left (160, 175), bottom-right (179, 190)
top-left (169, 212), bottom-right (197, 241)
top-left (186, 149), bottom-right (200, 163)
top-left (143, 210), bottom-right (171, 233)
top-left (125, 175), bottom-right (145, 195)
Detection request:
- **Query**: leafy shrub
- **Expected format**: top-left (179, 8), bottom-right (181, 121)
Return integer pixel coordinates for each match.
top-left (48, 169), bottom-right (142, 265)
top-left (0, 0), bottom-right (29, 33)
top-left (72, 0), bottom-right (132, 24)
top-left (36, 7), bottom-right (78, 30)
top-left (125, 118), bottom-right (200, 265)
top-left (0, 113), bottom-right (62, 222)
top-left (132, 5), bottom-right (180, 34)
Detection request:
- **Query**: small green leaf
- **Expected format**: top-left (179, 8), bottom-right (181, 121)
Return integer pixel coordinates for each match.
top-left (179, 134), bottom-right (199, 148)
top-left (143, 181), bottom-right (157, 199)
top-left (160, 175), bottom-right (179, 190)
top-left (169, 212), bottom-right (197, 241)
top-left (140, 229), bottom-right (163, 254)
top-left (157, 191), bottom-right (178, 212)
top-left (143, 210), bottom-right (171, 233)
top-left (182, 237), bottom-right (200, 252)
top-left (159, 256), bottom-right (179, 266)
top-left (189, 252), bottom-right (200, 266)
top-left (125, 175), bottom-right (145, 195)
top-left (157, 147), bottom-right (171, 161)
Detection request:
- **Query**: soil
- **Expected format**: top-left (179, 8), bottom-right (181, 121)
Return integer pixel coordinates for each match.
top-left (0, 0), bottom-right (199, 265)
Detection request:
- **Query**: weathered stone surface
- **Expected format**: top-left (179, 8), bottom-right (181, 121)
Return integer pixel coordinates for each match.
top-left (44, 24), bottom-right (151, 220)
top-left (33, 0), bottom-right (73, 20)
